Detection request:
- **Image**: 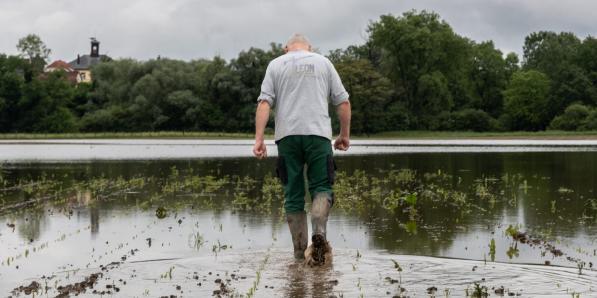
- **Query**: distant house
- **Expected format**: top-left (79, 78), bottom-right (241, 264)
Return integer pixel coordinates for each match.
top-left (68, 38), bottom-right (111, 83)
top-left (44, 60), bottom-right (79, 84)
top-left (45, 38), bottom-right (111, 84)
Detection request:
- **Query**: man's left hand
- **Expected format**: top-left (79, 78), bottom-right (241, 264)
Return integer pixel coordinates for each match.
top-left (334, 136), bottom-right (350, 151)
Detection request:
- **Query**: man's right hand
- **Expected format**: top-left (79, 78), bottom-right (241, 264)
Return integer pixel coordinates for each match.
top-left (253, 140), bottom-right (267, 159)
top-left (254, 100), bottom-right (271, 159)
top-left (335, 101), bottom-right (351, 151)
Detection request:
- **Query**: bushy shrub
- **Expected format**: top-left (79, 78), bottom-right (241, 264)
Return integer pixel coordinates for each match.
top-left (436, 111), bottom-right (453, 131)
top-left (384, 102), bottom-right (412, 131)
top-left (548, 103), bottom-right (590, 130)
top-left (446, 109), bottom-right (496, 131)
top-left (37, 107), bottom-right (78, 133)
top-left (580, 110), bottom-right (597, 130)
top-left (80, 105), bottom-right (127, 132)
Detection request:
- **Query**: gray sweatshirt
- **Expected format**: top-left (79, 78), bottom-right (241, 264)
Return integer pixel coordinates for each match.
top-left (257, 50), bottom-right (349, 141)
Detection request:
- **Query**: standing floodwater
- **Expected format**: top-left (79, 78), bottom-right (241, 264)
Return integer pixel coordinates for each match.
top-left (1, 140), bottom-right (597, 297)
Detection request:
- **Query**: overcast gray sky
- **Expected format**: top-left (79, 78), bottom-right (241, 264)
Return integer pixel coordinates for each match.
top-left (1, 0), bottom-right (596, 62)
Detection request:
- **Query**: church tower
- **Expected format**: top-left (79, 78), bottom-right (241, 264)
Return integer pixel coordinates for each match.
top-left (90, 37), bottom-right (100, 57)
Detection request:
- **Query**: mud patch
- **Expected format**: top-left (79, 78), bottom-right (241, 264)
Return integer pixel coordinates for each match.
top-left (11, 281), bottom-right (40, 296)
top-left (55, 272), bottom-right (102, 297)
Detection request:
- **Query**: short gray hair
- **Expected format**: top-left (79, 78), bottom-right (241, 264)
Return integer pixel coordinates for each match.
top-left (286, 33), bottom-right (311, 47)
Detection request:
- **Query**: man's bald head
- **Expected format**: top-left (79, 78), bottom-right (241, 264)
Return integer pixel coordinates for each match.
top-left (285, 33), bottom-right (312, 52)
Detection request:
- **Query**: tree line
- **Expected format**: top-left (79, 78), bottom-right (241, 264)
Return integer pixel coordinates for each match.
top-left (2, 10), bottom-right (597, 134)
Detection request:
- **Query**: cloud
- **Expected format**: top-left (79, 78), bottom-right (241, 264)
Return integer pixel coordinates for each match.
top-left (0, 0), bottom-right (596, 62)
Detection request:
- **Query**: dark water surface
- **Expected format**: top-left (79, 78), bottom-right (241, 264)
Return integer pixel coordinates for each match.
top-left (1, 147), bottom-right (597, 297)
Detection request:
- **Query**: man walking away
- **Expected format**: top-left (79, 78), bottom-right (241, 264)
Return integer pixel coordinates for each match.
top-left (252, 33), bottom-right (351, 265)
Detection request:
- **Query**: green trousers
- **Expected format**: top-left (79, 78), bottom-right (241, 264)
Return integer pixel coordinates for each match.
top-left (276, 135), bottom-right (335, 214)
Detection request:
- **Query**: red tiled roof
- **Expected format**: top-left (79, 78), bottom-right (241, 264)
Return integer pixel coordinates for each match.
top-left (47, 60), bottom-right (75, 72)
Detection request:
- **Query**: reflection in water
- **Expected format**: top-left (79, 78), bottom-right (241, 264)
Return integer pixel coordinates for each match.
top-left (283, 262), bottom-right (337, 298)
top-left (0, 151), bottom-right (596, 295)
top-left (285, 262), bottom-right (308, 297)
top-left (16, 209), bottom-right (46, 242)
top-left (307, 266), bottom-right (337, 298)
top-left (90, 205), bottom-right (99, 236)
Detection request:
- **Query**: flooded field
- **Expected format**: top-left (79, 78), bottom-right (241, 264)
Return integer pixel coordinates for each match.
top-left (3, 139), bottom-right (597, 161)
top-left (1, 140), bottom-right (597, 297)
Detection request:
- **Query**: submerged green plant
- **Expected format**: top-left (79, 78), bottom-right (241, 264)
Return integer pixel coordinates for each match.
top-left (489, 238), bottom-right (496, 262)
top-left (212, 240), bottom-right (229, 254)
top-left (505, 224), bottom-right (521, 238)
top-left (577, 261), bottom-right (585, 275)
top-left (155, 206), bottom-right (168, 219)
top-left (474, 177), bottom-right (497, 204)
top-left (401, 220), bottom-right (418, 235)
top-left (160, 266), bottom-right (175, 279)
top-left (403, 193), bottom-right (417, 206)
top-left (471, 282), bottom-right (489, 297)
top-left (246, 248), bottom-right (270, 298)
top-left (189, 232), bottom-right (204, 250)
top-left (232, 191), bottom-right (250, 209)
top-left (506, 245), bottom-right (520, 259)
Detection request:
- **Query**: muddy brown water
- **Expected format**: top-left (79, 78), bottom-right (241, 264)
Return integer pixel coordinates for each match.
top-left (1, 140), bottom-right (597, 297)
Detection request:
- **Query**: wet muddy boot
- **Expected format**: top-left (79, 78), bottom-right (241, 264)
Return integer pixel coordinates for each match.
top-left (310, 192), bottom-right (332, 265)
top-left (286, 211), bottom-right (308, 260)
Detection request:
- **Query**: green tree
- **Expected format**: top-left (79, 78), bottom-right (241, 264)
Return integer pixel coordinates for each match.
top-left (16, 34), bottom-right (51, 63)
top-left (162, 90), bottom-right (200, 129)
top-left (200, 56), bottom-right (243, 131)
top-left (503, 70), bottom-right (551, 130)
top-left (549, 64), bottom-right (595, 114)
top-left (576, 36), bottom-right (597, 104)
top-left (504, 52), bottom-right (520, 78)
top-left (469, 41), bottom-right (509, 117)
top-left (328, 42), bottom-right (381, 67)
top-left (17, 71), bottom-right (77, 132)
top-left (367, 11), bottom-right (474, 128)
top-left (0, 54), bottom-right (26, 132)
top-left (335, 58), bottom-right (394, 134)
top-left (523, 31), bottom-right (580, 75)
top-left (523, 31), bottom-right (595, 118)
top-left (416, 71), bottom-right (453, 129)
top-left (227, 44), bottom-right (284, 132)
top-left (16, 34), bottom-right (51, 79)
